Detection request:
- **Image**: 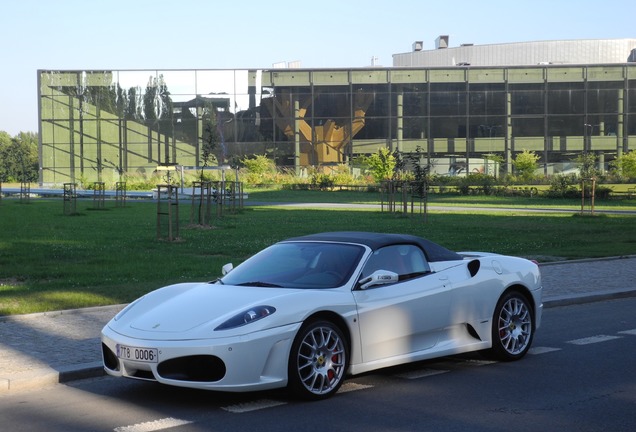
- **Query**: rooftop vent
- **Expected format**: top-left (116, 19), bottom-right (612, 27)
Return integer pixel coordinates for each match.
top-left (413, 41), bottom-right (423, 51)
top-left (436, 35), bottom-right (449, 49)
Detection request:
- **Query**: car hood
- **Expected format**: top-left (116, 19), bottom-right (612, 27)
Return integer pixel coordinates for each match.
top-left (107, 282), bottom-right (347, 340)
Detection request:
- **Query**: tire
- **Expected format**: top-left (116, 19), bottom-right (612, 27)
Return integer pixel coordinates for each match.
top-left (489, 291), bottom-right (534, 361)
top-left (288, 320), bottom-right (348, 400)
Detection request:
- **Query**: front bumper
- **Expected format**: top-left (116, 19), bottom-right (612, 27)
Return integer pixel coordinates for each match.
top-left (101, 322), bottom-right (300, 392)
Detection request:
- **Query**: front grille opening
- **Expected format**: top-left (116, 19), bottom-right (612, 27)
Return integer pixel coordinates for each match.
top-left (157, 355), bottom-right (226, 382)
top-left (130, 370), bottom-right (155, 380)
top-left (102, 343), bottom-right (119, 371)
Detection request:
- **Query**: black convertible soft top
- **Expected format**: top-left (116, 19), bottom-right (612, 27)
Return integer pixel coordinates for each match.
top-left (284, 231), bottom-right (464, 263)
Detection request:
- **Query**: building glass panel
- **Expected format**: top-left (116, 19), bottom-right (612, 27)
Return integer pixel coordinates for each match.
top-left (399, 116), bottom-right (428, 140)
top-left (627, 81), bottom-right (636, 112)
top-left (430, 92), bottom-right (467, 117)
top-left (548, 88), bottom-right (585, 114)
top-left (470, 116), bottom-right (506, 154)
top-left (471, 117), bottom-right (506, 137)
top-left (628, 115), bottom-right (636, 136)
top-left (469, 90), bottom-right (506, 116)
top-left (512, 117), bottom-right (544, 138)
top-left (510, 89), bottom-right (545, 115)
top-left (350, 84), bottom-right (391, 144)
top-left (38, 65), bottom-right (636, 184)
top-left (548, 115), bottom-right (586, 136)
top-left (401, 91), bottom-right (428, 118)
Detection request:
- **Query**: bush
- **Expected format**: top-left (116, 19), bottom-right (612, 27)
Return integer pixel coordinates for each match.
top-left (240, 155), bottom-right (281, 185)
top-left (242, 155), bottom-right (276, 175)
top-left (124, 173), bottom-right (165, 191)
top-left (594, 186), bottom-right (613, 200)
top-left (365, 147), bottom-right (396, 182)
top-left (308, 165), bottom-right (364, 190)
top-left (455, 173), bottom-right (497, 195)
top-left (311, 173), bottom-right (334, 190)
top-left (513, 150), bottom-right (540, 182)
top-left (611, 150), bottom-right (636, 180)
top-left (547, 174), bottom-right (579, 198)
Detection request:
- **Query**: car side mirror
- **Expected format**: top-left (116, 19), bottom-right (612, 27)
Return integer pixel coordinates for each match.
top-left (359, 270), bottom-right (399, 289)
top-left (222, 263), bottom-right (234, 275)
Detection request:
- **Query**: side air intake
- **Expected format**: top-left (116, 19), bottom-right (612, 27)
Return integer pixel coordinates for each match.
top-left (467, 259), bottom-right (481, 277)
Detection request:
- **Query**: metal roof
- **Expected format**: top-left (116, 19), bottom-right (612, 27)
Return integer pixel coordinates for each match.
top-left (393, 38), bottom-right (636, 67)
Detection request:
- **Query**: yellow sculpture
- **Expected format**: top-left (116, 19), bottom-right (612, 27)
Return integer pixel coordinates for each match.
top-left (263, 89), bottom-right (373, 166)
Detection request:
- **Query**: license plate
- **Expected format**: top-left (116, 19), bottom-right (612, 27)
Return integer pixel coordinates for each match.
top-left (117, 345), bottom-right (158, 363)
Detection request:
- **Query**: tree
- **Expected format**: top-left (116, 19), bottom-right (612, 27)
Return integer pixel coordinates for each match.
top-left (199, 102), bottom-right (220, 180)
top-left (365, 147), bottom-right (396, 182)
top-left (0, 131), bottom-right (38, 183)
top-left (611, 150), bottom-right (636, 179)
top-left (574, 153), bottom-right (599, 179)
top-left (404, 145), bottom-right (431, 197)
top-left (512, 150), bottom-right (539, 182)
top-left (0, 131), bottom-right (10, 147)
top-left (143, 76), bottom-right (158, 122)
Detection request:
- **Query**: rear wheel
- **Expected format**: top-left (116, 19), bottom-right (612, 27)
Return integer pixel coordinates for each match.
top-left (288, 320), bottom-right (348, 400)
top-left (489, 291), bottom-right (534, 361)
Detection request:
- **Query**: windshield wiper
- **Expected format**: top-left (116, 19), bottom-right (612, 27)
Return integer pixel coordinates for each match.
top-left (236, 281), bottom-right (283, 288)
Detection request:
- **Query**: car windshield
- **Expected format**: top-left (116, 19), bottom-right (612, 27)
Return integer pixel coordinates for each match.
top-left (220, 242), bottom-right (365, 289)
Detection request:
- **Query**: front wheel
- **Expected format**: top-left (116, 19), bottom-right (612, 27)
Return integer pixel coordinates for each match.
top-left (488, 291), bottom-right (534, 361)
top-left (288, 320), bottom-right (348, 400)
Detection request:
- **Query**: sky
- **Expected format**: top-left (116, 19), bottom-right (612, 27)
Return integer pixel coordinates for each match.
top-left (0, 0), bottom-right (634, 136)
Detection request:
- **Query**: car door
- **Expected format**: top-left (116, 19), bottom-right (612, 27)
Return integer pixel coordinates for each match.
top-left (352, 244), bottom-right (453, 364)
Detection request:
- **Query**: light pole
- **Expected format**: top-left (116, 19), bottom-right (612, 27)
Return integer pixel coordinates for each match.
top-left (583, 123), bottom-right (595, 153)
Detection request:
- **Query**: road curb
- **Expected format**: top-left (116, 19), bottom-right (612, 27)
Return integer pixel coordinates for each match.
top-left (538, 254), bottom-right (636, 266)
top-left (0, 304), bottom-right (126, 323)
top-left (543, 288), bottom-right (636, 308)
top-left (0, 361), bottom-right (104, 394)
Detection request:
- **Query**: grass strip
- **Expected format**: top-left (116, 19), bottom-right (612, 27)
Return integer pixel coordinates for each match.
top-left (0, 195), bottom-right (635, 315)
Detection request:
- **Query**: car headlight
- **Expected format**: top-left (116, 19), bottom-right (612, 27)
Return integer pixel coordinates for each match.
top-left (215, 306), bottom-right (276, 330)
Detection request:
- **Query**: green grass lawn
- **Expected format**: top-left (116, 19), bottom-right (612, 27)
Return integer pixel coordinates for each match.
top-left (1, 192), bottom-right (635, 315)
top-left (246, 186), bottom-right (636, 210)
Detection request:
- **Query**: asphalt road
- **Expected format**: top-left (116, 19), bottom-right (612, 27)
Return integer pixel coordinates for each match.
top-left (2, 297), bottom-right (635, 432)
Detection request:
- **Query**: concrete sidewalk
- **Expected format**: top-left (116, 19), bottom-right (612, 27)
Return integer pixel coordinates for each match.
top-left (1, 256), bottom-right (636, 394)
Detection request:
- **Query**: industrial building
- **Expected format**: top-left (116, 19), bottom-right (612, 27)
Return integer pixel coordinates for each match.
top-left (38, 38), bottom-right (636, 185)
top-left (394, 37), bottom-right (636, 67)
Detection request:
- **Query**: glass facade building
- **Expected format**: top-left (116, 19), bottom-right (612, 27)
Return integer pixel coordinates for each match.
top-left (38, 64), bottom-right (636, 185)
